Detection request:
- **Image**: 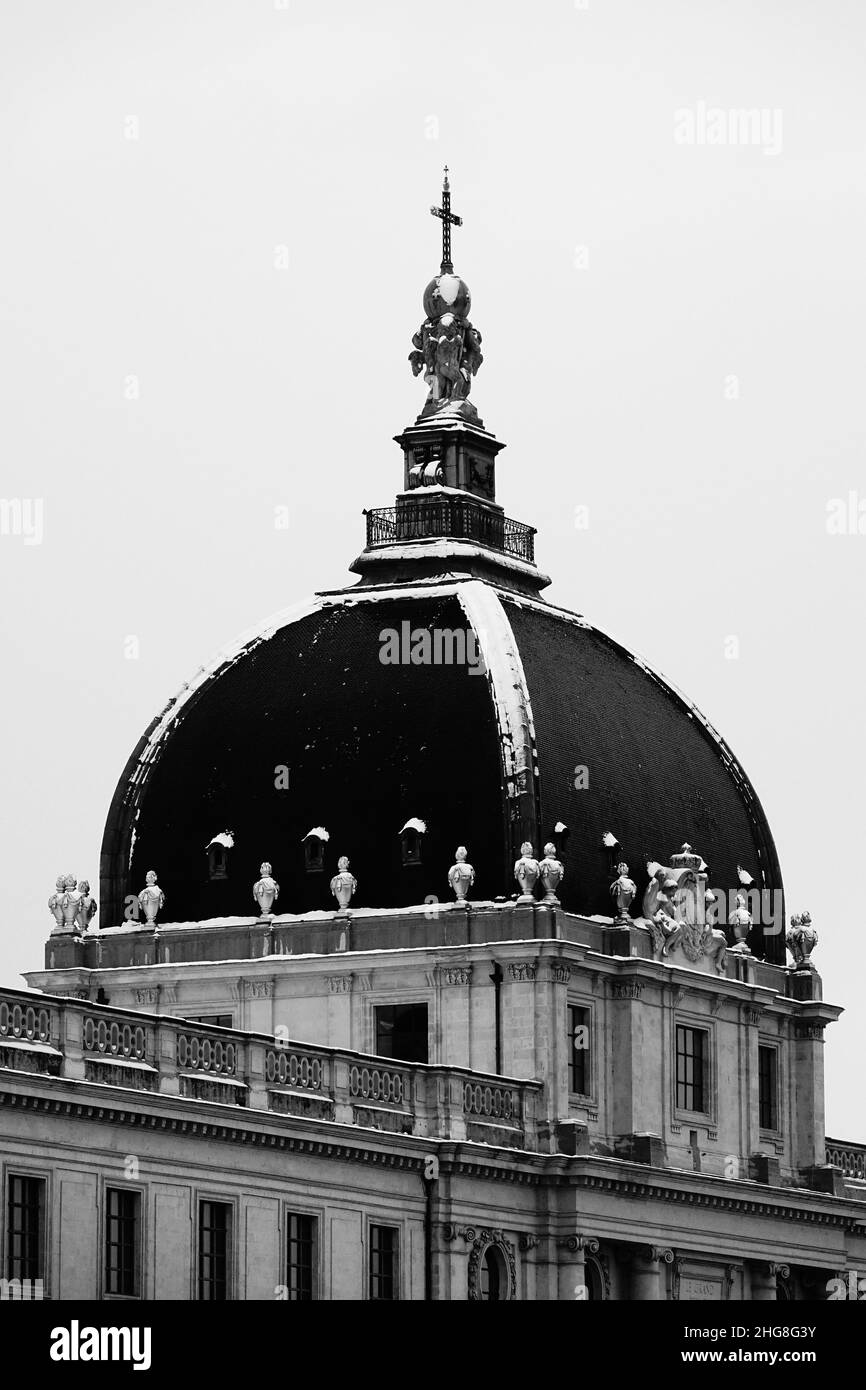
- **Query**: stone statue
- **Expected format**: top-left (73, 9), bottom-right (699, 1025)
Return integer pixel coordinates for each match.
top-left (538, 843), bottom-right (565, 904)
top-left (408, 296), bottom-right (483, 408)
top-left (330, 856), bottom-right (357, 914)
top-left (138, 870), bottom-right (165, 926)
top-left (728, 890), bottom-right (753, 953)
top-left (48, 874), bottom-right (67, 932)
top-left (610, 862), bottom-right (636, 924)
top-left (75, 880), bottom-right (98, 934)
top-left (786, 911), bottom-right (818, 970)
top-left (253, 862), bottom-right (280, 917)
top-left (514, 842), bottom-right (540, 903)
top-left (447, 847), bottom-right (475, 902)
top-left (60, 873), bottom-right (81, 933)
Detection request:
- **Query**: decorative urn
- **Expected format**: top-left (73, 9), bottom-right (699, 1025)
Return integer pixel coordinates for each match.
top-left (538, 843), bottom-right (565, 904)
top-left (330, 856), bottom-right (357, 914)
top-left (727, 891), bottom-right (753, 952)
top-left (138, 870), bottom-right (165, 926)
top-left (75, 880), bottom-right (98, 934)
top-left (60, 873), bottom-right (81, 932)
top-left (447, 846), bottom-right (475, 902)
top-left (609, 862), bottom-right (636, 924)
top-left (48, 874), bottom-right (67, 932)
top-left (253, 862), bottom-right (280, 917)
top-left (786, 911), bottom-right (818, 970)
top-left (514, 842), bottom-right (540, 903)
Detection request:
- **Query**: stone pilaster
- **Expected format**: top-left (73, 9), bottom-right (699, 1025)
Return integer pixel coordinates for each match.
top-left (630, 1246), bottom-right (673, 1300)
top-left (557, 1235), bottom-right (598, 1301)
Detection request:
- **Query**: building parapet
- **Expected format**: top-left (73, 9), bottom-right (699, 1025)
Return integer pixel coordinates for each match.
top-left (0, 987), bottom-right (542, 1151)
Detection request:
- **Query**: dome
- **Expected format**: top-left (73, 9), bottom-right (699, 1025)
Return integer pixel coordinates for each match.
top-left (423, 273), bottom-right (471, 321)
top-left (99, 576), bottom-right (783, 959)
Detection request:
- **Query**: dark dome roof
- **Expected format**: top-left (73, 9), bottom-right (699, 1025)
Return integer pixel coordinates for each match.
top-left (100, 575), bottom-right (783, 959)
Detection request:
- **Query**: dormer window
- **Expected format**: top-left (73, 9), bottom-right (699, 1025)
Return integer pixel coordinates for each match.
top-left (400, 817), bottom-right (426, 868)
top-left (206, 831), bottom-right (234, 881)
top-left (302, 827), bottom-right (329, 874)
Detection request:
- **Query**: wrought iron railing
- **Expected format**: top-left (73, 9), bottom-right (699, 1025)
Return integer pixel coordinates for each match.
top-left (365, 497), bottom-right (535, 563)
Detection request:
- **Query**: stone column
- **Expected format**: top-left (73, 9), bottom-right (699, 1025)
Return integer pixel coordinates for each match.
top-left (438, 964), bottom-right (472, 1067)
top-left (557, 1235), bottom-right (598, 1301)
top-left (325, 974), bottom-right (352, 1048)
top-left (749, 1262), bottom-right (787, 1300)
top-left (500, 959), bottom-right (539, 1078)
top-left (630, 1246), bottom-right (673, 1300)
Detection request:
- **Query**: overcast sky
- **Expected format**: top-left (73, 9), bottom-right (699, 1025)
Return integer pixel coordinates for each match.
top-left (1, 0), bottom-right (864, 1139)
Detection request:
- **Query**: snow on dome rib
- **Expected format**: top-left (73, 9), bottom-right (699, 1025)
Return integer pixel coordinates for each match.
top-left (456, 580), bottom-right (540, 830)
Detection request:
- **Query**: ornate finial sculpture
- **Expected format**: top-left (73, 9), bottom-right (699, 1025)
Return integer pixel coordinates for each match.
top-left (138, 870), bottom-right (165, 926)
top-left (253, 862), bottom-right (280, 917)
top-left (514, 841), bottom-right (540, 903)
top-left (447, 846), bottom-right (475, 902)
top-left (75, 880), bottom-right (98, 934)
top-left (787, 911), bottom-right (818, 970)
top-left (409, 171), bottom-right (483, 419)
top-left (609, 861), bottom-right (636, 924)
top-left (60, 873), bottom-right (81, 933)
top-left (330, 856), bottom-right (357, 914)
top-left (538, 842), bottom-right (565, 904)
top-left (728, 890), bottom-right (753, 953)
top-left (48, 874), bottom-right (67, 932)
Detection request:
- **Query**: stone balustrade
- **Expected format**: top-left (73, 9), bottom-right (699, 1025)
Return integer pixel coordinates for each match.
top-left (826, 1140), bottom-right (866, 1182)
top-left (0, 987), bottom-right (542, 1151)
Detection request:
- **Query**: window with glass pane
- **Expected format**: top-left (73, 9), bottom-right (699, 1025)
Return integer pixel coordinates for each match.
top-left (374, 1004), bottom-right (428, 1063)
top-left (185, 1015), bottom-right (233, 1028)
top-left (480, 1245), bottom-right (506, 1300)
top-left (6, 1175), bottom-right (45, 1282)
top-left (105, 1188), bottom-right (139, 1296)
top-left (568, 1005), bottom-right (590, 1094)
top-left (369, 1225), bottom-right (398, 1300)
top-left (758, 1045), bottom-right (778, 1130)
top-left (199, 1200), bottom-right (231, 1300)
top-left (286, 1213), bottom-right (315, 1300)
top-left (676, 1026), bottom-right (707, 1113)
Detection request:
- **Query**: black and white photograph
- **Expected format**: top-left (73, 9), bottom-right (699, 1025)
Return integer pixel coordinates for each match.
top-left (1, 0), bottom-right (864, 1359)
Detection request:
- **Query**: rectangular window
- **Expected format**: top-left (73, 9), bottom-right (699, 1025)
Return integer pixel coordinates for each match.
top-left (369, 1225), bottom-right (398, 1301)
top-left (568, 1004), bottom-right (591, 1095)
top-left (198, 1200), bottom-right (231, 1300)
top-left (6, 1175), bottom-right (45, 1283)
top-left (185, 1014), bottom-right (233, 1029)
top-left (286, 1212), bottom-right (315, 1300)
top-left (374, 1004), bottom-right (428, 1064)
top-left (105, 1188), bottom-right (140, 1297)
top-left (758, 1045), bottom-right (778, 1130)
top-left (676, 1026), bottom-right (708, 1113)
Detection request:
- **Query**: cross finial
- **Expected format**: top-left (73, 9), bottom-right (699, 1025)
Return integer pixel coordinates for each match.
top-left (430, 167), bottom-right (462, 274)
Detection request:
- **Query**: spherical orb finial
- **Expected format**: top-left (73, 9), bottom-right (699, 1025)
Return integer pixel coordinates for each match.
top-left (423, 273), bottom-right (471, 322)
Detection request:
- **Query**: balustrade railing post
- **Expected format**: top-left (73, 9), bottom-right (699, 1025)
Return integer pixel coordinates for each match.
top-left (246, 1037), bottom-right (268, 1111)
top-left (333, 1056), bottom-right (353, 1125)
top-left (156, 1016), bottom-right (180, 1096)
top-left (62, 1001), bottom-right (85, 1080)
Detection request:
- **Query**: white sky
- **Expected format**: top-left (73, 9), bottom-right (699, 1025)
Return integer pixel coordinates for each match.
top-left (1, 0), bottom-right (864, 1140)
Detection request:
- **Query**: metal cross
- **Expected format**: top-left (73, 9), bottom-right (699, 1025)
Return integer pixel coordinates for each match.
top-left (430, 166), bottom-right (462, 274)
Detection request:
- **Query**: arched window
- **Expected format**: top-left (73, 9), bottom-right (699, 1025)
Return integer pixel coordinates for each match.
top-left (479, 1245), bottom-right (508, 1301)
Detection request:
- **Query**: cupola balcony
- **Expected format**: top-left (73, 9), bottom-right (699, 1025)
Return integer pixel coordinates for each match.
top-left (364, 494), bottom-right (536, 564)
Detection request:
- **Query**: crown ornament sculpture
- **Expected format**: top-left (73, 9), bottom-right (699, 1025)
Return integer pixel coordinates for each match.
top-left (408, 169), bottom-right (484, 421)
